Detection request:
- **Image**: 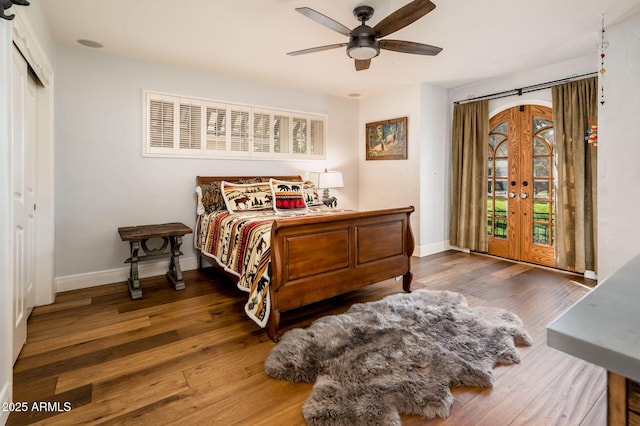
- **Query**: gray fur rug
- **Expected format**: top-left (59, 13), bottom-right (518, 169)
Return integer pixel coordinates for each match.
top-left (264, 289), bottom-right (533, 426)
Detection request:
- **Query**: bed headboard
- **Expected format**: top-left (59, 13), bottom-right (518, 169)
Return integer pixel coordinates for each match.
top-left (196, 175), bottom-right (303, 185)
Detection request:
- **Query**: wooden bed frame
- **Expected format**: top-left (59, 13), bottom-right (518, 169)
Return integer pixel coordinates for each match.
top-left (196, 176), bottom-right (415, 341)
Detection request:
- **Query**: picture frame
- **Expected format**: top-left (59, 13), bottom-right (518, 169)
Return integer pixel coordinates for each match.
top-left (365, 116), bottom-right (408, 160)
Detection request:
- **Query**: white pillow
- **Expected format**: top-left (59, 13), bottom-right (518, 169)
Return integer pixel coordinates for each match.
top-left (221, 181), bottom-right (275, 213)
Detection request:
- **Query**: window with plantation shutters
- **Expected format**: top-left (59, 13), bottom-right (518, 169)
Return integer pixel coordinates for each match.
top-left (149, 98), bottom-right (174, 150)
top-left (292, 117), bottom-right (307, 155)
top-left (274, 115), bottom-right (289, 154)
top-left (291, 115), bottom-right (325, 156)
top-left (230, 108), bottom-right (250, 154)
top-left (206, 104), bottom-right (226, 152)
top-left (144, 90), bottom-right (326, 160)
top-left (253, 112), bottom-right (271, 153)
top-left (310, 119), bottom-right (324, 156)
top-left (179, 101), bottom-right (202, 151)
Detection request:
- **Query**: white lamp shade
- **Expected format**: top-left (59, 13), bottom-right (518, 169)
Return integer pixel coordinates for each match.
top-left (309, 170), bottom-right (344, 189)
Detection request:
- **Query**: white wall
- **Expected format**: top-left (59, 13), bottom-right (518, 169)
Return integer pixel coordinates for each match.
top-left (419, 83), bottom-right (449, 255)
top-left (358, 84), bottom-right (422, 244)
top-left (358, 83), bottom-right (449, 256)
top-left (54, 46), bottom-right (359, 284)
top-left (598, 14), bottom-right (640, 279)
top-left (1, 16), bottom-right (13, 426)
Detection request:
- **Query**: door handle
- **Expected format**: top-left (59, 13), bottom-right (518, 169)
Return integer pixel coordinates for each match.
top-left (509, 191), bottom-right (517, 198)
top-left (519, 192), bottom-right (528, 199)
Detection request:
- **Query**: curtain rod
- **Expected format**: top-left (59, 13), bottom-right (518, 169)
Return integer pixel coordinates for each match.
top-left (453, 72), bottom-right (598, 105)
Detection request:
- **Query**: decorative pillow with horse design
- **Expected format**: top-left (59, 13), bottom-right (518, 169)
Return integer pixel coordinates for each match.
top-left (221, 181), bottom-right (275, 213)
top-left (270, 179), bottom-right (308, 212)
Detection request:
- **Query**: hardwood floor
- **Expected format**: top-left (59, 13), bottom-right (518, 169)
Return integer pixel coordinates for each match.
top-left (9, 251), bottom-right (606, 425)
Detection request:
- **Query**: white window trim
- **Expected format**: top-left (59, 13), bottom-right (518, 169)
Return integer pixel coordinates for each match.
top-left (143, 90), bottom-right (327, 161)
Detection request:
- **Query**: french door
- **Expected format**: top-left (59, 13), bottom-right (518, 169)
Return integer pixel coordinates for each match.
top-left (487, 105), bottom-right (556, 268)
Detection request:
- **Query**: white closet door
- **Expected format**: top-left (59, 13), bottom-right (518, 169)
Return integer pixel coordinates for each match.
top-left (12, 47), bottom-right (36, 363)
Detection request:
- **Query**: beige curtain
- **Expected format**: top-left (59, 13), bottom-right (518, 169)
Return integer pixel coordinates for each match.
top-left (450, 100), bottom-right (489, 252)
top-left (552, 77), bottom-right (598, 273)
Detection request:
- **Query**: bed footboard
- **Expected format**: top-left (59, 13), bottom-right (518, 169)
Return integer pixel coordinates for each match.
top-left (267, 206), bottom-right (415, 340)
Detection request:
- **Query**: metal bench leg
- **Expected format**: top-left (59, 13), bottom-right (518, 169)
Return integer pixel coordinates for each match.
top-left (128, 241), bottom-right (143, 299)
top-left (166, 235), bottom-right (185, 290)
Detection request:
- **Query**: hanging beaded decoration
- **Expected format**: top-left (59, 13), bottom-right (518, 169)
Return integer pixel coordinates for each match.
top-left (598, 17), bottom-right (609, 106)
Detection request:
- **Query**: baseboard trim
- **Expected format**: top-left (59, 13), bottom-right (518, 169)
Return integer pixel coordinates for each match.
top-left (414, 241), bottom-right (450, 258)
top-left (55, 243), bottom-right (461, 293)
top-left (449, 245), bottom-right (471, 254)
top-left (54, 256), bottom-right (199, 293)
top-left (0, 381), bottom-right (11, 425)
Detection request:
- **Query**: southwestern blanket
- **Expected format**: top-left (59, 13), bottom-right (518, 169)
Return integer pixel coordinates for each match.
top-left (196, 208), bottom-right (340, 327)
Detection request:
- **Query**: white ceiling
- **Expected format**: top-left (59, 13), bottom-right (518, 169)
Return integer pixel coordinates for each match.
top-left (40, 0), bottom-right (640, 97)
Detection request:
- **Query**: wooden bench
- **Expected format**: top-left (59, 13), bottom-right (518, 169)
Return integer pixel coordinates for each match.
top-left (118, 222), bottom-right (193, 299)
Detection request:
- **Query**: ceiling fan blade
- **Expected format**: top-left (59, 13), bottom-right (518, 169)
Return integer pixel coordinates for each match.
top-left (355, 59), bottom-right (371, 71)
top-left (373, 0), bottom-right (436, 38)
top-left (287, 43), bottom-right (347, 56)
top-left (295, 7), bottom-right (352, 37)
top-left (379, 40), bottom-right (442, 55)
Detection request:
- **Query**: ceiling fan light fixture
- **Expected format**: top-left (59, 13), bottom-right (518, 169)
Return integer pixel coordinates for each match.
top-left (347, 46), bottom-right (378, 60)
top-left (347, 37), bottom-right (379, 60)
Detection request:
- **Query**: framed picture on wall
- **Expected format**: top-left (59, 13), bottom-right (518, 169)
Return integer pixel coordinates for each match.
top-left (365, 116), bottom-right (408, 160)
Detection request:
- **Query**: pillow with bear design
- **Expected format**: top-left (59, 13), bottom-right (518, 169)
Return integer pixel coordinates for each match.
top-left (270, 179), bottom-right (308, 212)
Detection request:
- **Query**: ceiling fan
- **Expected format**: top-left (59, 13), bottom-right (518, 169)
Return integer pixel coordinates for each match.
top-left (287, 0), bottom-right (442, 71)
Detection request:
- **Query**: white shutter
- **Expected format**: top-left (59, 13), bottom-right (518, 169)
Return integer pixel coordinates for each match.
top-left (148, 98), bottom-right (174, 150)
top-left (179, 100), bottom-right (202, 151)
top-left (206, 103), bottom-right (227, 152)
top-left (143, 94), bottom-right (176, 155)
top-left (274, 114), bottom-right (289, 154)
top-left (253, 111), bottom-right (271, 153)
top-left (309, 119), bottom-right (324, 156)
top-left (229, 107), bottom-right (250, 154)
top-left (292, 116), bottom-right (307, 155)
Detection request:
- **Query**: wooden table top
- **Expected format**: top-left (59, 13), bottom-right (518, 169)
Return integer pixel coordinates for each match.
top-left (118, 222), bottom-right (193, 241)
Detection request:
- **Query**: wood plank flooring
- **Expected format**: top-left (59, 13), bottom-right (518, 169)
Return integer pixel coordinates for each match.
top-left (8, 251), bottom-right (605, 425)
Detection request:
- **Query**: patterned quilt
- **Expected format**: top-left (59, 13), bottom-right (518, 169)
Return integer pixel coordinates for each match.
top-left (196, 208), bottom-right (342, 327)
